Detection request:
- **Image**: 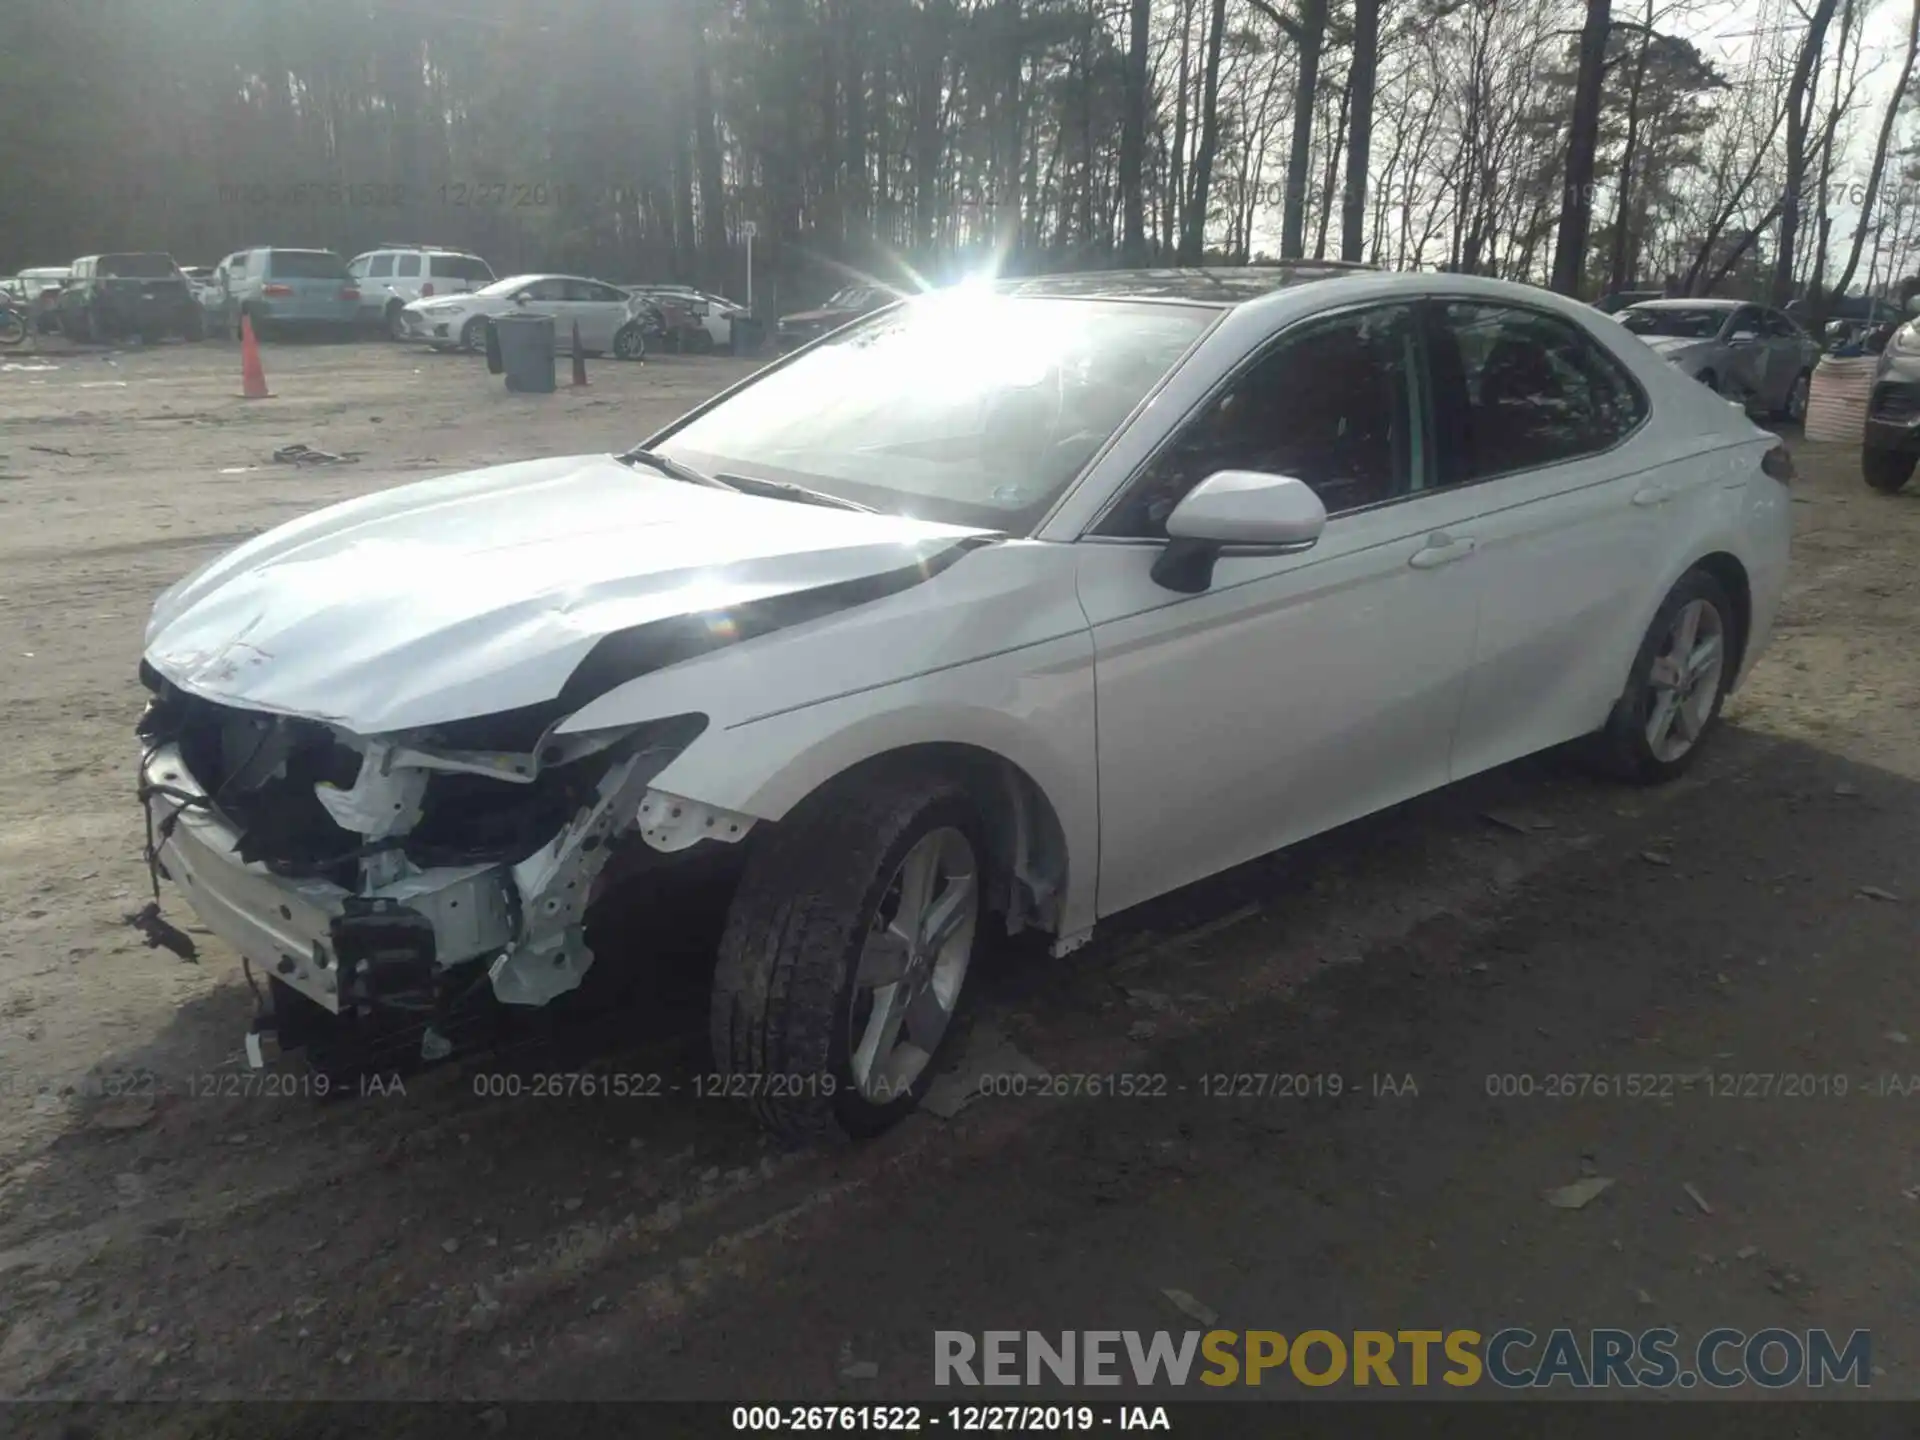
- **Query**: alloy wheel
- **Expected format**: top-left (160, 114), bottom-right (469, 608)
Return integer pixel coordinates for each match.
top-left (1643, 597), bottom-right (1725, 763)
top-left (845, 826), bottom-right (978, 1104)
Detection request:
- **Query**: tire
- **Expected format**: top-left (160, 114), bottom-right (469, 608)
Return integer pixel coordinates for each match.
top-left (1695, 369), bottom-right (1718, 393)
top-left (687, 327), bottom-right (715, 354)
top-left (0, 309), bottom-right (24, 347)
top-left (1863, 446), bottom-right (1917, 494)
top-left (386, 302), bottom-right (408, 342)
top-left (459, 315), bottom-right (488, 353)
top-left (710, 769), bottom-right (987, 1141)
top-left (1587, 568), bottom-right (1737, 784)
top-left (1776, 368), bottom-right (1811, 423)
top-left (613, 322), bottom-right (647, 361)
top-left (181, 308), bottom-right (205, 342)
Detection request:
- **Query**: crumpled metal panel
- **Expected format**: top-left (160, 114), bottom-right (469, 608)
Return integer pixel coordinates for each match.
top-left (144, 453), bottom-right (992, 736)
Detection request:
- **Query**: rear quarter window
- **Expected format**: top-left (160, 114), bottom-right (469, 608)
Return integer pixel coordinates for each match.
top-left (430, 254), bottom-right (493, 282)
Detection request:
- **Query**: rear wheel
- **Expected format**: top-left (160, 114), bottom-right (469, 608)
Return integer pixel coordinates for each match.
top-left (710, 769), bottom-right (985, 1141)
top-left (180, 308), bottom-right (205, 342)
top-left (1863, 446), bottom-right (1917, 494)
top-left (1588, 569), bottom-right (1736, 784)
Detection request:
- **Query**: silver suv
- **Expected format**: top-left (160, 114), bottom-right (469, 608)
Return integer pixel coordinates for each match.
top-left (346, 245), bottom-right (495, 339)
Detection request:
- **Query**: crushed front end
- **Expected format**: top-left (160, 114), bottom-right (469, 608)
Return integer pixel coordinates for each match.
top-left (134, 664), bottom-right (719, 1069)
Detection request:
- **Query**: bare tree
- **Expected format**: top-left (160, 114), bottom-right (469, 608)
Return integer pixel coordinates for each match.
top-left (1552, 0), bottom-right (1612, 294)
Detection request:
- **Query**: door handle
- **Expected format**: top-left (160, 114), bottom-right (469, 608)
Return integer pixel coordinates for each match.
top-left (1631, 485), bottom-right (1673, 508)
top-left (1408, 534), bottom-right (1477, 569)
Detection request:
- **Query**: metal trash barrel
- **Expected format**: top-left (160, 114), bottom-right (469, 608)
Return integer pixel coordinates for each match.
top-left (729, 316), bottom-right (766, 356)
top-left (494, 312), bottom-right (556, 393)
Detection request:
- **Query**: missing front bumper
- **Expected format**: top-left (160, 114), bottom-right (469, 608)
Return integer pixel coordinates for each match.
top-left (140, 743), bottom-right (514, 1015)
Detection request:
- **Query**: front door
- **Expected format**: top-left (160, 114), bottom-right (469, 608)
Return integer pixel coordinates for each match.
top-left (1076, 302), bottom-right (1487, 920)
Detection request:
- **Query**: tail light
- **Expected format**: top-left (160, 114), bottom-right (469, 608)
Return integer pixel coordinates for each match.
top-left (340, 287), bottom-right (360, 301)
top-left (421, 282), bottom-right (436, 298)
top-left (262, 283), bottom-right (293, 297)
top-left (1761, 443), bottom-right (1795, 484)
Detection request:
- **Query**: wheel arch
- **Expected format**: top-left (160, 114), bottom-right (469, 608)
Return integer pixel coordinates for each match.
top-left (1690, 549), bottom-right (1753, 683)
top-left (653, 706), bottom-right (1092, 941)
top-left (785, 742), bottom-right (1073, 939)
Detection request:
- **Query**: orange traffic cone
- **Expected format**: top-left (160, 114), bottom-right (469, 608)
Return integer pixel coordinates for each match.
top-left (238, 313), bottom-right (272, 400)
top-left (570, 320), bottom-right (588, 388)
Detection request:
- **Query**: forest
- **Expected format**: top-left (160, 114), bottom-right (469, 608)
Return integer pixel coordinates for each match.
top-left (2, 0), bottom-right (1918, 315)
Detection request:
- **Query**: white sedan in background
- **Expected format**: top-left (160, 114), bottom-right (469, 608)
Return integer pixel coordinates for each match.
top-left (135, 266), bottom-right (1791, 1141)
top-left (399, 273), bottom-right (649, 355)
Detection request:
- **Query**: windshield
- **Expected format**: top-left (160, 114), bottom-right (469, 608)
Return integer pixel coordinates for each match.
top-left (99, 253), bottom-right (178, 279)
top-left (475, 276), bottom-right (537, 298)
top-left (1619, 306), bottom-right (1727, 339)
top-left (269, 250), bottom-right (350, 280)
top-left (655, 293), bottom-right (1215, 531)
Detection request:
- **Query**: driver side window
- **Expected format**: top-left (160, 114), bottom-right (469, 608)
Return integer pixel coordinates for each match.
top-left (1098, 304), bottom-right (1419, 539)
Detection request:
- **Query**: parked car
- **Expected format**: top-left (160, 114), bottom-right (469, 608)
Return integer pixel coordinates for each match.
top-left (209, 248), bottom-right (361, 340)
top-left (776, 282), bottom-right (901, 350)
top-left (58, 253), bottom-right (202, 342)
top-left (16, 266), bottom-right (71, 333)
top-left (397, 273), bottom-right (649, 356)
top-left (1860, 301), bottom-right (1920, 494)
top-left (627, 285), bottom-right (748, 351)
top-left (1592, 288), bottom-right (1665, 315)
top-left (1616, 299), bottom-right (1817, 421)
top-left (133, 266), bottom-right (1791, 1138)
top-left (347, 246), bottom-right (496, 339)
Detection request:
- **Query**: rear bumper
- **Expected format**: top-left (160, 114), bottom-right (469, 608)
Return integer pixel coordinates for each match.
top-left (140, 744), bottom-right (514, 1015)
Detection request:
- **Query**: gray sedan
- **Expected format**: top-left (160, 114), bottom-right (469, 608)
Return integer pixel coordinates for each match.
top-left (1617, 299), bottom-right (1818, 421)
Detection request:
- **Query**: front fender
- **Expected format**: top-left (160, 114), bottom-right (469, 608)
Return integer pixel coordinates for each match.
top-left (647, 630), bottom-right (1100, 938)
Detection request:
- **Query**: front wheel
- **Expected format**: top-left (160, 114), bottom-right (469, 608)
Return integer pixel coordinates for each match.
top-left (710, 770), bottom-right (986, 1141)
top-left (459, 315), bottom-right (488, 353)
top-left (1588, 569), bottom-right (1737, 783)
top-left (0, 309), bottom-right (25, 346)
top-left (1863, 446), bottom-right (1917, 494)
top-left (612, 322), bottom-right (647, 361)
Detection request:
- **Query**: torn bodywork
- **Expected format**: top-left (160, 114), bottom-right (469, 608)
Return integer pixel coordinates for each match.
top-left (136, 673), bottom-right (725, 1063)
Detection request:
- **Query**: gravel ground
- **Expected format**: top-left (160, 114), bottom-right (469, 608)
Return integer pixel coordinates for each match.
top-left (0, 330), bottom-right (1916, 1406)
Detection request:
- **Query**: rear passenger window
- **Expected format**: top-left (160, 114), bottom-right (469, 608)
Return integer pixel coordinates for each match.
top-left (395, 254), bottom-right (421, 278)
top-left (368, 255), bottom-right (394, 278)
top-left (1432, 302), bottom-right (1646, 482)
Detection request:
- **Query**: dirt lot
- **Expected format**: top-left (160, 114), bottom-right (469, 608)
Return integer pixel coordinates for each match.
top-left (0, 330), bottom-right (1917, 1406)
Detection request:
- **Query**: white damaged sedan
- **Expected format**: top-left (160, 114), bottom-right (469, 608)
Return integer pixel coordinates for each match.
top-left (136, 266), bottom-right (1793, 1138)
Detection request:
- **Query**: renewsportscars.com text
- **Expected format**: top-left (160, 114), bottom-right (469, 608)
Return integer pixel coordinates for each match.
top-left (934, 1327), bottom-right (1871, 1390)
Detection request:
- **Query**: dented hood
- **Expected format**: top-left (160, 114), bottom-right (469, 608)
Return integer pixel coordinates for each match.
top-left (144, 453), bottom-right (992, 735)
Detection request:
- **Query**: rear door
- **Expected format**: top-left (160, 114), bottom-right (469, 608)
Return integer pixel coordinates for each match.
top-left (568, 278), bottom-right (631, 349)
top-left (1419, 299), bottom-right (1672, 781)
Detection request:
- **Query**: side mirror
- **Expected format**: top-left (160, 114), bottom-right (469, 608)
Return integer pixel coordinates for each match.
top-left (514, 292), bottom-right (531, 305)
top-left (1151, 470), bottom-right (1327, 594)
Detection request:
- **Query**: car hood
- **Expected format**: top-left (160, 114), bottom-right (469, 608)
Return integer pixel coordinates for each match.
top-left (144, 453), bottom-right (994, 736)
top-left (779, 307), bottom-right (855, 326)
top-left (1639, 336), bottom-right (1714, 358)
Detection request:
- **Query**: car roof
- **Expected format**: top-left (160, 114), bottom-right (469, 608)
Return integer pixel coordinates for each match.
top-left (992, 262), bottom-right (1374, 305)
top-left (1624, 298), bottom-right (1744, 311)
